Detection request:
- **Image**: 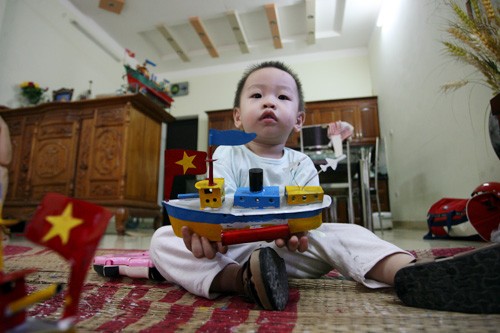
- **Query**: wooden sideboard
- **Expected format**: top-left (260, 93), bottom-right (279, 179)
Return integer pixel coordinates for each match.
top-left (0, 94), bottom-right (175, 235)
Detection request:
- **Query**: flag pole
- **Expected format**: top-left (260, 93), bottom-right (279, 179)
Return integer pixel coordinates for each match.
top-left (207, 145), bottom-right (215, 186)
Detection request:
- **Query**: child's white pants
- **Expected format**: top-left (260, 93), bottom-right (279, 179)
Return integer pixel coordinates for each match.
top-left (149, 223), bottom-right (413, 299)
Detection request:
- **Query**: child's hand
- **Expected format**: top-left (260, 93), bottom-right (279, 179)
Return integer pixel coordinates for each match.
top-left (274, 232), bottom-right (309, 252)
top-left (181, 226), bottom-right (228, 259)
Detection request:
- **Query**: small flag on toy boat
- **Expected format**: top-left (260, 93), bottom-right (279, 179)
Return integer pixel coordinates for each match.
top-left (209, 129), bottom-right (256, 146)
top-left (145, 59), bottom-right (157, 67)
top-left (125, 48), bottom-right (135, 58)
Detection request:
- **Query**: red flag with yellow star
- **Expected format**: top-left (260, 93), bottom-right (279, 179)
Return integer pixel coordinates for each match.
top-left (25, 193), bottom-right (112, 319)
top-left (164, 149), bottom-right (207, 200)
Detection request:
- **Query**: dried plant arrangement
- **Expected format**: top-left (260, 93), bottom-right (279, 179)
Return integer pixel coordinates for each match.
top-left (441, 0), bottom-right (500, 95)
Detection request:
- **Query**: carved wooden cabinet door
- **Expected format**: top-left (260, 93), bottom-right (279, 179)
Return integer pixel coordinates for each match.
top-left (4, 115), bottom-right (38, 201)
top-left (123, 107), bottom-right (162, 204)
top-left (29, 113), bottom-right (80, 200)
top-left (74, 104), bottom-right (161, 204)
top-left (74, 106), bottom-right (126, 199)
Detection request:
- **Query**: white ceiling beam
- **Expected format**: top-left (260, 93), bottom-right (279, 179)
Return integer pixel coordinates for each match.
top-left (156, 25), bottom-right (190, 62)
top-left (226, 10), bottom-right (250, 54)
top-left (333, 0), bottom-right (346, 34)
top-left (305, 0), bottom-right (316, 44)
top-left (264, 3), bottom-right (283, 49)
top-left (189, 16), bottom-right (219, 58)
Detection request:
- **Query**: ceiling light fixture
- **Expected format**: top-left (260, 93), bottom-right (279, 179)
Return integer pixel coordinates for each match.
top-left (264, 3), bottom-right (283, 49)
top-left (226, 10), bottom-right (250, 54)
top-left (156, 25), bottom-right (190, 62)
top-left (98, 0), bottom-right (125, 15)
top-left (189, 16), bottom-right (219, 58)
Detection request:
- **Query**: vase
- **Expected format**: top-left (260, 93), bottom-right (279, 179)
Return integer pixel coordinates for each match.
top-left (26, 95), bottom-right (41, 105)
top-left (489, 94), bottom-right (500, 160)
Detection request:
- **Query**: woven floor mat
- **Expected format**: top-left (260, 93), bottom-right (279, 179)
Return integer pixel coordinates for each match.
top-left (4, 245), bottom-right (500, 332)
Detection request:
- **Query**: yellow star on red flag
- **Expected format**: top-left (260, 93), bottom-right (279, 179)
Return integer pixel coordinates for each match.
top-left (42, 203), bottom-right (83, 245)
top-left (175, 151), bottom-right (197, 174)
top-left (25, 193), bottom-right (113, 319)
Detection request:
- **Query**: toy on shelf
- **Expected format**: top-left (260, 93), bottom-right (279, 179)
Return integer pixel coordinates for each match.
top-left (163, 129), bottom-right (342, 246)
top-left (123, 49), bottom-right (173, 108)
top-left (1, 193), bottom-right (112, 332)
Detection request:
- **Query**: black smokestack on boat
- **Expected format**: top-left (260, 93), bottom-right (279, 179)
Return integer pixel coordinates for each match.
top-left (249, 168), bottom-right (263, 192)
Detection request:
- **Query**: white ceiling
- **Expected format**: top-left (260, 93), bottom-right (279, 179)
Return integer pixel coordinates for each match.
top-left (65, 0), bottom-right (383, 75)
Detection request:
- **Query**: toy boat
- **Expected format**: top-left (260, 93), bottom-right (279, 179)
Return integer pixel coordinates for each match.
top-left (163, 129), bottom-right (343, 245)
top-left (165, 186), bottom-right (331, 245)
top-left (124, 64), bottom-right (174, 108)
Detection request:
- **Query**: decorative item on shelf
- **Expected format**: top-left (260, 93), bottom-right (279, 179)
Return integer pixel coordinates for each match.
top-left (170, 81), bottom-right (189, 97)
top-left (52, 88), bottom-right (74, 102)
top-left (78, 80), bottom-right (93, 100)
top-left (122, 50), bottom-right (174, 108)
top-left (441, 0), bottom-right (500, 158)
top-left (19, 81), bottom-right (48, 106)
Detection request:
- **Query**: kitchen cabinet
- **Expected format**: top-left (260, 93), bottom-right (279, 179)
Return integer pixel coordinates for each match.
top-left (290, 97), bottom-right (380, 148)
top-left (207, 97), bottom-right (380, 149)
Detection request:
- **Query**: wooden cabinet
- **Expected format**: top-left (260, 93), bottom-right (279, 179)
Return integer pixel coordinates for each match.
top-left (1, 94), bottom-right (175, 235)
top-left (289, 97), bottom-right (380, 148)
top-left (207, 97), bottom-right (380, 149)
top-left (206, 109), bottom-right (237, 132)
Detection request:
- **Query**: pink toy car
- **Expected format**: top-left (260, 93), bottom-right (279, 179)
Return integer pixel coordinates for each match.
top-left (93, 251), bottom-right (165, 281)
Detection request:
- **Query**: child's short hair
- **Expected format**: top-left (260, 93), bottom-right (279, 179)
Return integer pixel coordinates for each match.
top-left (233, 61), bottom-right (305, 112)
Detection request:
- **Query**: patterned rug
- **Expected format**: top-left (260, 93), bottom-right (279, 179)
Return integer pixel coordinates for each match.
top-left (3, 245), bottom-right (500, 332)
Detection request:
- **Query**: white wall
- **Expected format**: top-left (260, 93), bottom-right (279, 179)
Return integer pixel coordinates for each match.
top-left (369, 1), bottom-right (500, 223)
top-left (0, 0), bottom-right (123, 107)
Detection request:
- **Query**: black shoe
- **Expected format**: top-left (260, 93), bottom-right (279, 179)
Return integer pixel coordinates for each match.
top-left (241, 247), bottom-right (289, 311)
top-left (395, 243), bottom-right (500, 314)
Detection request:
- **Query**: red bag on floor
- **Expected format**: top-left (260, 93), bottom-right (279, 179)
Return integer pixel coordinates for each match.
top-left (424, 182), bottom-right (500, 241)
top-left (424, 198), bottom-right (478, 239)
top-left (466, 182), bottom-right (500, 241)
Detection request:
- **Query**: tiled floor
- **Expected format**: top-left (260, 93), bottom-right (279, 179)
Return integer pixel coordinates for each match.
top-left (6, 222), bottom-right (485, 251)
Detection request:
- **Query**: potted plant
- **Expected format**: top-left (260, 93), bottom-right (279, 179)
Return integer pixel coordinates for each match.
top-left (441, 0), bottom-right (500, 158)
top-left (19, 81), bottom-right (48, 106)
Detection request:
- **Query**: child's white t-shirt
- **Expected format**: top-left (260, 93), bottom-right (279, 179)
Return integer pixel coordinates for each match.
top-left (212, 145), bottom-right (319, 196)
